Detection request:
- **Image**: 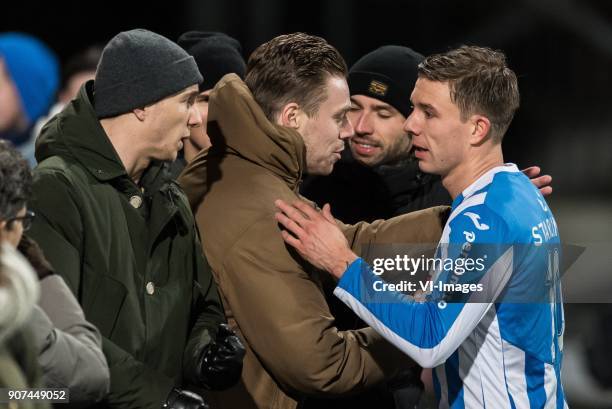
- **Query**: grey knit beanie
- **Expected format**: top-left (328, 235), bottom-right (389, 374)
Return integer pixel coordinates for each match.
top-left (94, 29), bottom-right (203, 118)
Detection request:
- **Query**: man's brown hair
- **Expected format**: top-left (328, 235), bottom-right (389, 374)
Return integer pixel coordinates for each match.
top-left (245, 32), bottom-right (347, 121)
top-left (418, 45), bottom-right (520, 141)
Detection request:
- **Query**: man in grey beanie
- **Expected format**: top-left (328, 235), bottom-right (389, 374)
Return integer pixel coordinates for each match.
top-left (28, 29), bottom-right (244, 409)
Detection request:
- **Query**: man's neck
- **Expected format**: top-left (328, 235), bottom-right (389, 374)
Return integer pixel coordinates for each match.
top-left (183, 140), bottom-right (199, 163)
top-left (101, 119), bottom-right (150, 184)
top-left (442, 148), bottom-right (504, 200)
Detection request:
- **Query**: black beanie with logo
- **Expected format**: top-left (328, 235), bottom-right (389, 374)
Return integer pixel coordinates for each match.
top-left (348, 45), bottom-right (424, 117)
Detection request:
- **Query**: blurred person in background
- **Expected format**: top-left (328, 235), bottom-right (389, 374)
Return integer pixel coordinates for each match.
top-left (170, 30), bottom-right (246, 178)
top-left (0, 32), bottom-right (59, 167)
top-left (0, 142), bottom-right (45, 409)
top-left (20, 233), bottom-right (111, 405)
top-left (28, 29), bottom-right (244, 409)
top-left (0, 247), bottom-right (47, 409)
top-left (31, 45), bottom-right (103, 144)
top-left (58, 45), bottom-right (103, 104)
top-left (0, 139), bottom-right (110, 406)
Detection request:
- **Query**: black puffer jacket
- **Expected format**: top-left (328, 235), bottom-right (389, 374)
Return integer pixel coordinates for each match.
top-left (301, 149), bottom-right (451, 225)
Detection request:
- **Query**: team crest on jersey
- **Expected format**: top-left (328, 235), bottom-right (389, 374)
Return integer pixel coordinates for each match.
top-left (464, 212), bottom-right (490, 231)
top-left (368, 80), bottom-right (388, 96)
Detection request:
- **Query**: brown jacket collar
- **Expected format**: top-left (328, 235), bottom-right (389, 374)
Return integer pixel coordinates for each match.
top-left (180, 74), bottom-right (307, 209)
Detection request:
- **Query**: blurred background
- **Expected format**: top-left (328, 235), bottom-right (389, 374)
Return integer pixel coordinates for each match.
top-left (2, 0), bottom-right (611, 407)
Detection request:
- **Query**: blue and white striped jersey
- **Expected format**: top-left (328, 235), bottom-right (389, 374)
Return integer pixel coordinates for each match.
top-left (334, 164), bottom-right (566, 408)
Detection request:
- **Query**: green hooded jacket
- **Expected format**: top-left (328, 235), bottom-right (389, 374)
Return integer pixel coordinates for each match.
top-left (28, 81), bottom-right (224, 408)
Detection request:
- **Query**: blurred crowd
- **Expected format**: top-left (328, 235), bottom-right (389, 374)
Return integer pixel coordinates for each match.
top-left (0, 28), bottom-right (609, 409)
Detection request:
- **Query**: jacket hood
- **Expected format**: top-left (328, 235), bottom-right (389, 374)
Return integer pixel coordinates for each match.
top-left (35, 81), bottom-right (127, 181)
top-left (207, 74), bottom-right (306, 186)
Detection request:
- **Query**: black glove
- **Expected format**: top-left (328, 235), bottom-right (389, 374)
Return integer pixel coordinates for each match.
top-left (17, 234), bottom-right (55, 280)
top-left (198, 323), bottom-right (245, 390)
top-left (162, 388), bottom-right (209, 409)
top-left (388, 368), bottom-right (424, 409)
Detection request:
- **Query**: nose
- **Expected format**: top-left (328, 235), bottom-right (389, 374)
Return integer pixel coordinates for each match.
top-left (353, 111), bottom-right (373, 136)
top-left (340, 116), bottom-right (354, 140)
top-left (188, 104), bottom-right (202, 128)
top-left (403, 110), bottom-right (419, 136)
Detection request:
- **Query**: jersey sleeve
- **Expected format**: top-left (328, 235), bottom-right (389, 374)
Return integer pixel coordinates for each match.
top-left (333, 204), bottom-right (514, 368)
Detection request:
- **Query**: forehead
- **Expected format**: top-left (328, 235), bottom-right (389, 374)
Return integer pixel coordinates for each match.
top-left (351, 94), bottom-right (381, 105)
top-left (154, 84), bottom-right (199, 106)
top-left (174, 84), bottom-right (200, 98)
top-left (319, 75), bottom-right (350, 110)
top-left (351, 94), bottom-right (397, 111)
top-left (411, 77), bottom-right (453, 106)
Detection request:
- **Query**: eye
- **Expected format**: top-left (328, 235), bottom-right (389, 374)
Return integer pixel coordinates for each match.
top-left (197, 94), bottom-right (210, 103)
top-left (378, 110), bottom-right (392, 119)
top-left (334, 111), bottom-right (348, 125)
top-left (184, 95), bottom-right (198, 108)
top-left (340, 112), bottom-right (350, 125)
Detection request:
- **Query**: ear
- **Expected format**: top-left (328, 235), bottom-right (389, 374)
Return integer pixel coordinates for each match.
top-left (469, 115), bottom-right (491, 145)
top-left (276, 102), bottom-right (302, 129)
top-left (132, 107), bottom-right (147, 122)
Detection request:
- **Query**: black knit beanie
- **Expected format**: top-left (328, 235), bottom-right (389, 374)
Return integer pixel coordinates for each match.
top-left (94, 29), bottom-right (203, 118)
top-left (177, 31), bottom-right (246, 91)
top-left (348, 45), bottom-right (424, 117)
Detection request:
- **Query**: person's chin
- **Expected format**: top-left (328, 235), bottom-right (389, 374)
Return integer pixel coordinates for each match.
top-left (353, 154), bottom-right (380, 167)
top-left (417, 160), bottom-right (439, 175)
top-left (350, 148), bottom-right (381, 166)
top-left (322, 165), bottom-right (335, 175)
top-left (307, 163), bottom-right (334, 176)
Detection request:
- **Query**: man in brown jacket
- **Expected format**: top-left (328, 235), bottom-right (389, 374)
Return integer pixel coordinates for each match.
top-left (179, 33), bottom-right (448, 409)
